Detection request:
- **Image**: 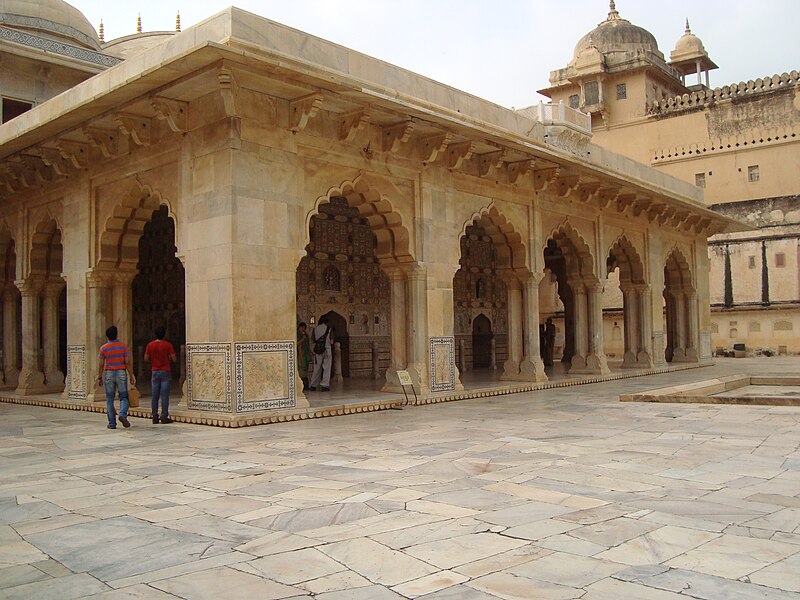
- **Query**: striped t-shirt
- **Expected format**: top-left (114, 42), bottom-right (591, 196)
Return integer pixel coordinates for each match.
top-left (99, 340), bottom-right (128, 371)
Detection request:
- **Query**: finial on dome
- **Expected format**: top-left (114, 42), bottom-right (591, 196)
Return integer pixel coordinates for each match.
top-left (608, 0), bottom-right (620, 20)
top-left (176, 11), bottom-right (181, 32)
top-left (685, 18), bottom-right (691, 34)
top-left (136, 13), bottom-right (142, 33)
top-left (98, 19), bottom-right (104, 42)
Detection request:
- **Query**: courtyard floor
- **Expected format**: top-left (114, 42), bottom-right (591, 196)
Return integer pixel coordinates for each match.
top-left (1, 357), bottom-right (799, 599)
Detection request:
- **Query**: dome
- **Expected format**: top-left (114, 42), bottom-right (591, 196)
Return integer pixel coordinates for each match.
top-left (0, 0), bottom-right (100, 50)
top-left (670, 20), bottom-right (708, 61)
top-left (573, 1), bottom-right (660, 61)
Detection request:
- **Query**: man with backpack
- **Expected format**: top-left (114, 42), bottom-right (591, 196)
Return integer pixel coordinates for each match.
top-left (309, 315), bottom-right (334, 391)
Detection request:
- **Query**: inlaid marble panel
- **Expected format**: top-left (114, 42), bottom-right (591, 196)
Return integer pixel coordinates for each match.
top-left (187, 343), bottom-right (232, 412)
top-left (66, 345), bottom-right (85, 400)
top-left (429, 337), bottom-right (456, 392)
top-left (235, 341), bottom-right (296, 412)
top-left (700, 331), bottom-right (712, 360)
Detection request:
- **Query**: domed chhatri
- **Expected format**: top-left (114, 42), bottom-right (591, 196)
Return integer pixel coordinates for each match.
top-left (572, 0), bottom-right (662, 62)
top-left (669, 18), bottom-right (718, 87)
top-left (0, 0), bottom-right (100, 49)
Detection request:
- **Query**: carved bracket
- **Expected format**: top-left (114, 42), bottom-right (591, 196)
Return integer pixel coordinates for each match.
top-left (444, 141), bottom-right (474, 169)
top-left (554, 173), bottom-right (580, 198)
top-left (338, 110), bottom-right (370, 142)
top-left (478, 150), bottom-right (506, 177)
top-left (55, 140), bottom-right (89, 169)
top-left (83, 126), bottom-right (119, 159)
top-left (38, 147), bottom-right (73, 176)
top-left (114, 114), bottom-right (151, 146)
top-left (576, 180), bottom-right (601, 203)
top-left (420, 132), bottom-right (452, 163)
top-left (289, 93), bottom-right (324, 132)
top-left (382, 121), bottom-right (415, 153)
top-left (218, 66), bottom-right (239, 118)
top-left (507, 159), bottom-right (534, 184)
top-left (657, 207), bottom-right (676, 226)
top-left (152, 96), bottom-right (188, 133)
top-left (595, 186), bottom-right (620, 209)
top-left (615, 192), bottom-right (637, 215)
top-left (533, 166), bottom-right (560, 191)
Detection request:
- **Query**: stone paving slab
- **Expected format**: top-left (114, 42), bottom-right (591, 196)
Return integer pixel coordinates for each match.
top-left (1, 357), bottom-right (799, 599)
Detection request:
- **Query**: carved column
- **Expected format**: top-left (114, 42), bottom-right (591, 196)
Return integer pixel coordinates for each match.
top-left (635, 284), bottom-right (653, 367)
top-left (41, 280), bottom-right (66, 389)
top-left (87, 271), bottom-right (112, 401)
top-left (406, 264), bottom-right (429, 391)
top-left (518, 272), bottom-right (547, 382)
top-left (583, 281), bottom-right (610, 374)
top-left (671, 288), bottom-right (688, 361)
top-left (458, 338), bottom-right (466, 372)
top-left (332, 341), bottom-right (343, 383)
top-left (2, 288), bottom-right (20, 388)
top-left (112, 270), bottom-right (137, 353)
top-left (15, 278), bottom-right (45, 394)
top-left (684, 288), bottom-right (699, 361)
top-left (382, 265), bottom-right (408, 391)
top-left (569, 280), bottom-right (588, 371)
top-left (500, 274), bottom-right (522, 380)
top-left (489, 337), bottom-right (497, 370)
top-left (621, 285), bottom-right (638, 368)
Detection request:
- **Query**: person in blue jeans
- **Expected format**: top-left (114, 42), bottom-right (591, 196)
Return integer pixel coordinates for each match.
top-left (145, 326), bottom-right (177, 424)
top-left (97, 325), bottom-right (136, 429)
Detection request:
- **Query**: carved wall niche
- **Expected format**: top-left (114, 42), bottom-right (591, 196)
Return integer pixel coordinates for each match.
top-left (296, 196), bottom-right (391, 378)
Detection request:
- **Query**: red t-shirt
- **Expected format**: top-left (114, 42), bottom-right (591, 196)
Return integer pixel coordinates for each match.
top-left (145, 339), bottom-right (175, 372)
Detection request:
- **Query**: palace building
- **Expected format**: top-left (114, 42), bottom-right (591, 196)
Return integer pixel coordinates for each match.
top-left (0, 1), bottom-right (744, 425)
top-left (538, 2), bottom-right (800, 356)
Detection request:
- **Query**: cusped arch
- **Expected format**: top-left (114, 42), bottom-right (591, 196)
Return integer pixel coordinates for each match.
top-left (664, 245), bottom-right (694, 289)
top-left (0, 219), bottom-right (16, 284)
top-left (459, 204), bottom-right (527, 271)
top-left (98, 179), bottom-right (177, 269)
top-left (544, 220), bottom-right (596, 280)
top-left (307, 176), bottom-right (412, 264)
top-left (607, 234), bottom-right (645, 284)
top-left (29, 214), bottom-right (63, 280)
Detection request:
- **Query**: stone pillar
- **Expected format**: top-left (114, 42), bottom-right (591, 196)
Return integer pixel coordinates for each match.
top-left (458, 338), bottom-right (466, 372)
top-left (489, 337), bottom-right (497, 370)
top-left (685, 289), bottom-right (699, 361)
top-left (41, 281), bottom-right (66, 389)
top-left (518, 272), bottom-right (547, 382)
top-left (112, 271), bottom-right (137, 354)
top-left (371, 341), bottom-right (380, 380)
top-left (635, 284), bottom-right (653, 367)
top-left (2, 288), bottom-right (20, 388)
top-left (501, 274), bottom-right (522, 380)
top-left (15, 278), bottom-right (45, 394)
top-left (406, 264), bottom-right (429, 391)
top-left (621, 285), bottom-right (638, 368)
top-left (87, 271), bottom-right (113, 402)
top-left (582, 282), bottom-right (610, 374)
top-left (570, 280), bottom-right (588, 371)
top-left (332, 341), bottom-right (343, 383)
top-left (382, 266), bottom-right (408, 391)
top-left (672, 289), bottom-right (688, 361)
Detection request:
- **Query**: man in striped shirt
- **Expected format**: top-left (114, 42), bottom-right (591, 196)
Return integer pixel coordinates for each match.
top-left (97, 325), bottom-right (137, 429)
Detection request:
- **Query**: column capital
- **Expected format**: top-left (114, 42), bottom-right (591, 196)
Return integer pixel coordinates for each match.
top-left (112, 270), bottom-right (138, 287)
top-left (381, 263), bottom-right (407, 281)
top-left (406, 262), bottom-right (427, 281)
top-left (518, 270), bottom-right (545, 286)
top-left (14, 277), bottom-right (43, 296)
top-left (86, 269), bottom-right (114, 288)
top-left (498, 269), bottom-right (520, 289)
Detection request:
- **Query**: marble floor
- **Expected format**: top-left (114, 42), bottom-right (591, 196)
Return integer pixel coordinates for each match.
top-left (1, 357), bottom-right (799, 599)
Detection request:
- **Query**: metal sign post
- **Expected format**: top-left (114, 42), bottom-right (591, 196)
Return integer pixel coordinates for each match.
top-left (395, 369), bottom-right (417, 408)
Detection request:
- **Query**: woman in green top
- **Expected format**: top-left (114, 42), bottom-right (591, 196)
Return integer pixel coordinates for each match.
top-left (296, 322), bottom-right (312, 390)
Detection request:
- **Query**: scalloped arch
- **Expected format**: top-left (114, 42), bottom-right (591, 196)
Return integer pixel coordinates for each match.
top-left (306, 175), bottom-right (412, 263)
top-left (0, 220), bottom-right (15, 284)
top-left (544, 220), bottom-right (595, 279)
top-left (98, 178), bottom-right (177, 269)
top-left (664, 245), bottom-right (693, 289)
top-left (459, 203), bottom-right (527, 270)
top-left (29, 215), bottom-right (63, 280)
top-left (607, 234), bottom-right (645, 284)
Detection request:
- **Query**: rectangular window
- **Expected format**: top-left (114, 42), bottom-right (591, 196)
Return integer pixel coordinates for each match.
top-left (775, 253), bottom-right (785, 268)
top-left (584, 81), bottom-right (600, 105)
top-left (568, 94), bottom-right (580, 109)
top-left (616, 83), bottom-right (627, 100)
top-left (1, 97), bottom-right (32, 123)
top-left (748, 255), bottom-right (756, 269)
top-left (747, 165), bottom-right (760, 182)
top-left (695, 173), bottom-right (706, 188)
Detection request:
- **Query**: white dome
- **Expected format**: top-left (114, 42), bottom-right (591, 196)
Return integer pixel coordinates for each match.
top-left (0, 0), bottom-right (100, 49)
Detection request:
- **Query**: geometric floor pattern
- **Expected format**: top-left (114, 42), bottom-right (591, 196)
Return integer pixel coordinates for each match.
top-left (1, 357), bottom-right (799, 599)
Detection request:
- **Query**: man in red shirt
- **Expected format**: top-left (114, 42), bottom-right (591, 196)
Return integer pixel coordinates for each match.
top-left (97, 325), bottom-right (136, 429)
top-left (145, 326), bottom-right (177, 424)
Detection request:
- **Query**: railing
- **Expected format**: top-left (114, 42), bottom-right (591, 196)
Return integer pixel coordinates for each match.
top-left (535, 101), bottom-right (592, 133)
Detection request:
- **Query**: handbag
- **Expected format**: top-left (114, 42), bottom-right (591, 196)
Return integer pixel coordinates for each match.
top-left (313, 326), bottom-right (329, 354)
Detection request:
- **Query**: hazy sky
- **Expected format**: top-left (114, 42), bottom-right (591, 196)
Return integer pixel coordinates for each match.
top-left (72, 1), bottom-right (799, 108)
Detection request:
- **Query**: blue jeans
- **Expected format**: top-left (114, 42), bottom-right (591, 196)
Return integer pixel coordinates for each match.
top-left (104, 370), bottom-right (129, 427)
top-left (151, 370), bottom-right (171, 419)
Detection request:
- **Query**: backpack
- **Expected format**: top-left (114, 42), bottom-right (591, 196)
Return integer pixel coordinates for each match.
top-left (313, 326), bottom-right (329, 354)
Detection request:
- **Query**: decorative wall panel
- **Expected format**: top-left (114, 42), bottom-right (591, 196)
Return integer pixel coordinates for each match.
top-left (429, 336), bottom-right (456, 392)
top-left (652, 332), bottom-right (666, 366)
top-left (187, 343), bottom-right (231, 412)
top-left (235, 341), bottom-right (296, 412)
top-left (66, 345), bottom-right (85, 400)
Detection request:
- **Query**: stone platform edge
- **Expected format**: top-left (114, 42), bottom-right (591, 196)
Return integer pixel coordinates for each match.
top-left (0, 362), bottom-right (710, 427)
top-left (620, 374), bottom-right (800, 406)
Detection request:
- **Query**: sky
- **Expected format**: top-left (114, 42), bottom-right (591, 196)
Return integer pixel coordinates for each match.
top-left (72, 0), bottom-right (799, 109)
